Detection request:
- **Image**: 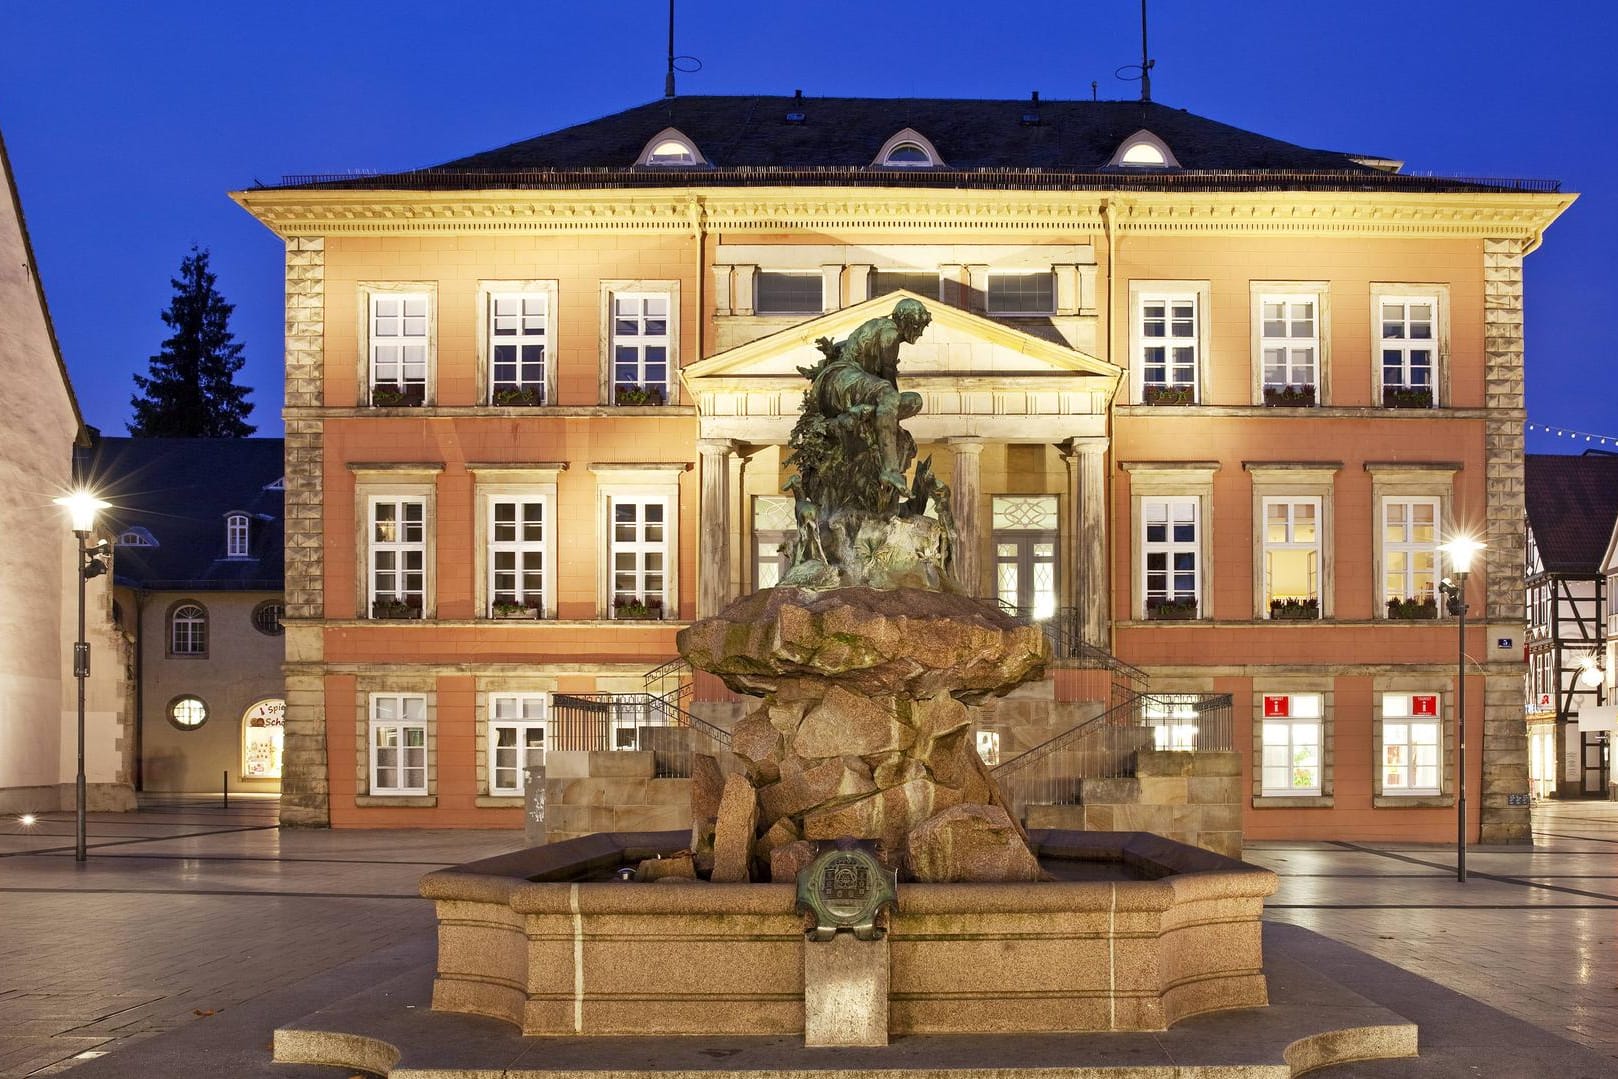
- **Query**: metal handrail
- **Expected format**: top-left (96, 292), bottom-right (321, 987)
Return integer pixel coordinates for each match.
top-left (643, 656), bottom-right (694, 703)
top-left (992, 689), bottom-right (1233, 780)
top-left (977, 598), bottom-right (1149, 687)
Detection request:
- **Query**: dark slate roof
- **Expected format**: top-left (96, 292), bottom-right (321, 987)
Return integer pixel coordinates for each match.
top-left (1525, 454), bottom-right (1618, 576)
top-left (75, 437), bottom-right (284, 591)
top-left (272, 96), bottom-right (1558, 195)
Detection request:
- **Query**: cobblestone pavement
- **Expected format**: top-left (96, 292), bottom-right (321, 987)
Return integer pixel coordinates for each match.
top-left (0, 796), bottom-right (522, 1076)
top-left (1247, 799), bottom-right (1618, 1065)
top-left (1, 796), bottom-right (1614, 1076)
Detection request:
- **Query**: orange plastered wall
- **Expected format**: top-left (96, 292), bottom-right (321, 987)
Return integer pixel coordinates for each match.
top-left (1110, 235), bottom-right (1485, 407)
top-left (322, 234), bottom-right (699, 407)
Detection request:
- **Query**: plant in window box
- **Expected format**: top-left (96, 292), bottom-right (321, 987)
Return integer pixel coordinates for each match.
top-left (1386, 597), bottom-right (1439, 620)
top-left (491, 385), bottom-right (543, 407)
top-left (1382, 385), bottom-right (1433, 409)
top-left (371, 597), bottom-right (422, 619)
top-left (613, 596), bottom-right (663, 620)
top-left (371, 383), bottom-right (426, 407)
top-left (1269, 597), bottom-right (1321, 620)
top-left (1142, 384), bottom-right (1195, 406)
top-left (1146, 597), bottom-right (1199, 620)
top-left (1263, 384), bottom-right (1316, 407)
top-left (614, 384), bottom-right (666, 407)
top-left (491, 599), bottom-right (541, 619)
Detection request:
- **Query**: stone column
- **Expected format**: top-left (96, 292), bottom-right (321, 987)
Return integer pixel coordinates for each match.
top-left (1063, 437), bottom-right (1110, 647)
top-left (948, 439), bottom-right (984, 597)
top-left (1480, 238), bottom-right (1531, 844)
top-left (698, 439), bottom-right (741, 617)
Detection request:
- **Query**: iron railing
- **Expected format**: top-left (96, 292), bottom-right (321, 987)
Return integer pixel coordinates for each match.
top-left (643, 656), bottom-right (693, 704)
top-left (550, 691), bottom-right (731, 778)
top-left (990, 690), bottom-right (1233, 821)
top-left (979, 599), bottom-right (1149, 704)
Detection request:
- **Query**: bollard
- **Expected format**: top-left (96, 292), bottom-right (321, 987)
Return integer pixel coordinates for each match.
top-left (222, 771), bottom-right (229, 809)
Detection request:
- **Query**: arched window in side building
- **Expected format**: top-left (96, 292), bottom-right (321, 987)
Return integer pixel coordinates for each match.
top-left (169, 602), bottom-right (208, 656)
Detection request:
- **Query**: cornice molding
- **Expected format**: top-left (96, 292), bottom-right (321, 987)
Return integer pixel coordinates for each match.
top-left (232, 187), bottom-right (1573, 246)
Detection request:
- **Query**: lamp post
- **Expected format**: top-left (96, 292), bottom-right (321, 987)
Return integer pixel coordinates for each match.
top-left (53, 491), bottom-right (109, 863)
top-left (1438, 536), bottom-right (1484, 884)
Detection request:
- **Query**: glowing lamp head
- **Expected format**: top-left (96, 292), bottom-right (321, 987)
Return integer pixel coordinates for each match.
top-left (1440, 536), bottom-right (1485, 575)
top-left (18, 813), bottom-right (37, 827)
top-left (54, 491), bottom-right (109, 534)
top-left (1579, 659), bottom-right (1604, 689)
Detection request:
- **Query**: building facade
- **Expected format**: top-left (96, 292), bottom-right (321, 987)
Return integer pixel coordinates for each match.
top-left (82, 437), bottom-right (287, 796)
top-left (0, 128), bottom-right (132, 815)
top-left (235, 96), bottom-right (1571, 840)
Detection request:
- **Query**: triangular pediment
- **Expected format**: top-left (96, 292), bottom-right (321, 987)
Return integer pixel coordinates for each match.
top-left (683, 290), bottom-right (1121, 385)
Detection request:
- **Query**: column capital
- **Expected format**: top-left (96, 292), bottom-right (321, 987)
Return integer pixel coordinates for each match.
top-left (697, 438), bottom-right (744, 458)
top-left (944, 437), bottom-right (986, 454)
top-left (1060, 436), bottom-right (1110, 459)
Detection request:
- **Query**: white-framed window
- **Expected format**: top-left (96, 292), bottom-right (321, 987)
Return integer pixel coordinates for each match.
top-left (369, 497), bottom-right (426, 618)
top-left (226, 513), bottom-right (250, 558)
top-left (754, 272), bottom-right (823, 316)
top-left (993, 495), bottom-right (1059, 618)
top-left (1260, 693), bottom-right (1323, 796)
top-left (1263, 498), bottom-right (1320, 616)
top-left (117, 526), bottom-right (158, 547)
top-left (752, 495), bottom-right (795, 590)
top-left (368, 292), bottom-right (430, 405)
top-left (487, 292), bottom-right (548, 404)
top-left (635, 127), bottom-right (706, 167)
top-left (611, 293), bottom-right (671, 404)
top-left (1142, 496), bottom-right (1200, 617)
top-left (1373, 286), bottom-right (1446, 408)
top-left (872, 129), bottom-right (943, 168)
top-left (1381, 692), bottom-right (1442, 795)
top-left (169, 602), bottom-right (207, 656)
top-left (1258, 295), bottom-right (1318, 402)
top-left (488, 694), bottom-right (547, 796)
top-left (869, 269), bottom-right (940, 301)
top-left (609, 495), bottom-right (671, 619)
top-left (1136, 291), bottom-right (1201, 402)
top-left (1106, 129), bottom-right (1181, 169)
top-left (986, 272), bottom-right (1055, 315)
top-left (1382, 497), bottom-right (1439, 616)
top-left (1143, 695), bottom-right (1201, 750)
top-left (369, 694), bottom-right (427, 795)
top-left (488, 496), bottom-right (546, 617)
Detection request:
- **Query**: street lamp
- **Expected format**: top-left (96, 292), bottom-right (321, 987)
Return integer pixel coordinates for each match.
top-left (1438, 535), bottom-right (1484, 884)
top-left (53, 490), bottom-right (109, 863)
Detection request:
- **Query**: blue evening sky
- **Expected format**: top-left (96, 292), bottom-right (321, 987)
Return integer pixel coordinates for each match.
top-left (0, 1), bottom-right (1609, 451)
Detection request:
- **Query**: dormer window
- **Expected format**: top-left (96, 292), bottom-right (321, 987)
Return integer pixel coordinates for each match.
top-left (873, 128), bottom-right (944, 168)
top-left (117, 526), bottom-right (157, 548)
top-left (1106, 130), bottom-right (1181, 169)
top-left (264, 477), bottom-right (285, 491)
top-left (226, 513), bottom-right (250, 558)
top-left (635, 127), bottom-right (706, 167)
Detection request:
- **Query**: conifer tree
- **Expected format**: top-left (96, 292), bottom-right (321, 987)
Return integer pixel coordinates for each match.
top-left (128, 246), bottom-right (256, 436)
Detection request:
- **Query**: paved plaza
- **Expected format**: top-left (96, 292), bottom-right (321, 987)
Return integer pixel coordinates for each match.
top-left (0, 796), bottom-right (1614, 1076)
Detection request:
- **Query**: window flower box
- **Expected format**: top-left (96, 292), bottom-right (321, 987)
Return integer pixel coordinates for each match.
top-left (1146, 597), bottom-right (1199, 621)
top-left (1263, 384), bottom-right (1316, 407)
top-left (612, 596), bottom-right (664, 620)
top-left (1269, 597), bottom-right (1320, 620)
top-left (1386, 597), bottom-right (1438, 620)
top-left (371, 383), bottom-right (426, 408)
top-left (491, 385), bottom-right (544, 407)
top-left (1142, 384), bottom-right (1195, 406)
top-left (491, 600), bottom-right (541, 619)
top-left (1382, 386), bottom-right (1433, 409)
top-left (371, 597), bottom-right (423, 620)
top-left (614, 384), bottom-right (667, 407)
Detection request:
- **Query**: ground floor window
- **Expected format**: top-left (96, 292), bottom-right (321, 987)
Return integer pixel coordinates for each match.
top-left (1260, 693), bottom-right (1323, 795)
top-left (1380, 693), bottom-right (1441, 795)
top-left (1529, 724), bottom-right (1557, 799)
top-left (489, 694), bottom-right (548, 796)
top-left (370, 694), bottom-right (427, 795)
top-left (241, 698), bottom-right (285, 780)
top-left (1143, 695), bottom-right (1201, 749)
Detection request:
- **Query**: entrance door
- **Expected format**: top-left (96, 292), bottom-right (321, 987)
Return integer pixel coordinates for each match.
top-left (992, 496), bottom-right (1058, 618)
top-left (1581, 731), bottom-right (1610, 796)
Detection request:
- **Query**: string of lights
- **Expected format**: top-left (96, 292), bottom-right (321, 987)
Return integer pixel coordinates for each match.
top-left (1526, 422), bottom-right (1618, 447)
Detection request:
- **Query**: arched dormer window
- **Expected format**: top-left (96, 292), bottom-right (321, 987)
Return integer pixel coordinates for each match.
top-left (117, 526), bottom-right (158, 547)
top-left (226, 513), bottom-right (250, 558)
top-left (635, 127), bottom-right (707, 167)
top-left (170, 602), bottom-right (208, 656)
top-left (1105, 129), bottom-right (1181, 169)
top-left (873, 128), bottom-right (944, 168)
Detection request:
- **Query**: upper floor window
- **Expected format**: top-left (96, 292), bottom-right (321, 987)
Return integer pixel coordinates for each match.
top-left (1374, 286), bottom-right (1446, 409)
top-left (370, 497), bottom-right (426, 619)
top-left (1107, 130), bottom-right (1181, 169)
top-left (118, 526), bottom-right (158, 547)
top-left (226, 513), bottom-right (250, 558)
top-left (986, 272), bottom-right (1056, 316)
top-left (369, 292), bottom-right (430, 406)
top-left (1263, 498), bottom-right (1320, 619)
top-left (611, 293), bottom-right (671, 406)
top-left (1259, 296), bottom-right (1319, 406)
top-left (1382, 497), bottom-right (1439, 618)
top-left (488, 293), bottom-right (547, 405)
top-left (1142, 497), bottom-right (1200, 619)
top-left (754, 272), bottom-right (823, 316)
top-left (251, 601), bottom-right (285, 636)
top-left (489, 496), bottom-right (546, 618)
top-left (869, 269), bottom-right (940, 302)
top-left (170, 603), bottom-right (208, 656)
top-left (1136, 290), bottom-right (1201, 405)
top-left (609, 495), bottom-right (671, 619)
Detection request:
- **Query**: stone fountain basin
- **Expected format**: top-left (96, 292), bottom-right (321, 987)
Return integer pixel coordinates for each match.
top-left (420, 828), bottom-right (1277, 1037)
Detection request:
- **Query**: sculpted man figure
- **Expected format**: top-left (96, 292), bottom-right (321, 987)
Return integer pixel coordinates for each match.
top-left (809, 298), bottom-right (931, 493)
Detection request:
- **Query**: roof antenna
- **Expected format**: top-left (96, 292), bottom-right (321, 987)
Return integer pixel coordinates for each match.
top-left (1139, 0), bottom-right (1155, 102)
top-left (665, 0), bottom-right (676, 98)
